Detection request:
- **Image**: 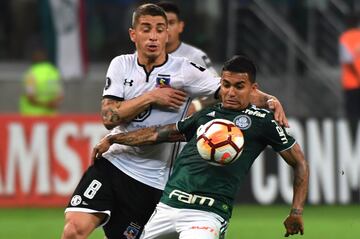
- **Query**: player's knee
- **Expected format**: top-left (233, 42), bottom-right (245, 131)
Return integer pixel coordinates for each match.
top-left (62, 218), bottom-right (90, 239)
top-left (62, 217), bottom-right (93, 239)
top-left (62, 221), bottom-right (77, 239)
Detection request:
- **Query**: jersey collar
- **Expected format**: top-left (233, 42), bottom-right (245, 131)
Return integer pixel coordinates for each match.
top-left (136, 54), bottom-right (169, 82)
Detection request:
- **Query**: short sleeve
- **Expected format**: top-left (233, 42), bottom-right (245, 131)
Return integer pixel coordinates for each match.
top-left (182, 60), bottom-right (220, 99)
top-left (103, 56), bottom-right (126, 99)
top-left (262, 116), bottom-right (296, 152)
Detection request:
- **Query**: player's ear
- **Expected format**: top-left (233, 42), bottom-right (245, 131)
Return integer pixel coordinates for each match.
top-left (252, 83), bottom-right (258, 91)
top-left (129, 28), bottom-right (136, 42)
top-left (166, 28), bottom-right (169, 43)
top-left (179, 20), bottom-right (184, 33)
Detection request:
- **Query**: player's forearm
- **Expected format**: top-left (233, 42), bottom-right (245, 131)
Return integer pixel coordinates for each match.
top-left (250, 89), bottom-right (276, 108)
top-left (101, 95), bottom-right (153, 129)
top-left (291, 152), bottom-right (309, 213)
top-left (108, 127), bottom-right (158, 146)
top-left (280, 144), bottom-right (309, 214)
top-left (107, 124), bottom-right (184, 146)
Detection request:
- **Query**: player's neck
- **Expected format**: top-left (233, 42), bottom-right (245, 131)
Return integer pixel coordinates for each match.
top-left (166, 40), bottom-right (181, 54)
top-left (138, 52), bottom-right (167, 72)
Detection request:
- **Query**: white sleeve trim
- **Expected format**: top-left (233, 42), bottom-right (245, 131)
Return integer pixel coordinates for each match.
top-left (64, 208), bottom-right (111, 228)
top-left (277, 141), bottom-right (297, 153)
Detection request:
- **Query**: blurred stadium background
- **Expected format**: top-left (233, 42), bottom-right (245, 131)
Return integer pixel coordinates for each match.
top-left (0, 0), bottom-right (360, 238)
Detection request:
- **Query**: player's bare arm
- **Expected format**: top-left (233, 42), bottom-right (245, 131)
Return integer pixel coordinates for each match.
top-left (250, 89), bottom-right (289, 127)
top-left (101, 88), bottom-right (187, 129)
top-left (279, 143), bottom-right (309, 237)
top-left (92, 123), bottom-right (185, 160)
top-left (101, 97), bottom-right (150, 129)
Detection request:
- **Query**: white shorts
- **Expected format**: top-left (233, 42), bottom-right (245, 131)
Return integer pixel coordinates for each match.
top-left (140, 202), bottom-right (228, 239)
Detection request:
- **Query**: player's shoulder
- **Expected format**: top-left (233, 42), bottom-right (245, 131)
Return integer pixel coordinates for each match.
top-left (110, 53), bottom-right (136, 66)
top-left (168, 54), bottom-right (202, 70)
top-left (243, 105), bottom-right (274, 121)
top-left (180, 42), bottom-right (207, 56)
top-left (168, 54), bottom-right (188, 63)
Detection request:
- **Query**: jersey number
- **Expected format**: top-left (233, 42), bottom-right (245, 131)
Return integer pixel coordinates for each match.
top-left (84, 180), bottom-right (102, 199)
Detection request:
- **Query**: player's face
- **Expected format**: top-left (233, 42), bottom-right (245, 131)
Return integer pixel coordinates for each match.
top-left (129, 15), bottom-right (168, 61)
top-left (220, 71), bottom-right (257, 110)
top-left (165, 12), bottom-right (184, 48)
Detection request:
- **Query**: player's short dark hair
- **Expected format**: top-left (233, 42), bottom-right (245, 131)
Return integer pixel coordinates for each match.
top-left (156, 1), bottom-right (180, 18)
top-left (132, 3), bottom-right (168, 27)
top-left (222, 55), bottom-right (257, 83)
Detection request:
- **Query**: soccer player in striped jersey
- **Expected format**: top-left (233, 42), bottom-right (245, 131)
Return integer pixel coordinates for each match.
top-left (62, 4), bottom-right (288, 239)
top-left (92, 55), bottom-right (309, 239)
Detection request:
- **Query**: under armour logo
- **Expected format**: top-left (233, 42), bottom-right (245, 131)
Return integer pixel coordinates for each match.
top-left (124, 79), bottom-right (134, 86)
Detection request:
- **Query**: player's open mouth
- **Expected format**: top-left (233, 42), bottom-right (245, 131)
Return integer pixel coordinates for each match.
top-left (224, 99), bottom-right (238, 105)
top-left (147, 45), bottom-right (158, 51)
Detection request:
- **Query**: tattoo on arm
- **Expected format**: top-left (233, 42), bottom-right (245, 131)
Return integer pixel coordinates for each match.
top-left (101, 99), bottom-right (123, 128)
top-left (110, 124), bottom-right (185, 146)
top-left (156, 124), bottom-right (186, 142)
top-left (290, 208), bottom-right (303, 216)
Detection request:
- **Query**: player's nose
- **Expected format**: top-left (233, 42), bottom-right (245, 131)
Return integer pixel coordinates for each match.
top-left (228, 86), bottom-right (236, 96)
top-left (149, 30), bottom-right (158, 40)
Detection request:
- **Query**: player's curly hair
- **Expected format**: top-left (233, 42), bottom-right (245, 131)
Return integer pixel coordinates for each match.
top-left (132, 3), bottom-right (168, 28)
top-left (222, 55), bottom-right (257, 83)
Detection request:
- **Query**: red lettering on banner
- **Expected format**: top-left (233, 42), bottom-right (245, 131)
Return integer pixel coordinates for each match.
top-left (0, 114), bottom-right (107, 207)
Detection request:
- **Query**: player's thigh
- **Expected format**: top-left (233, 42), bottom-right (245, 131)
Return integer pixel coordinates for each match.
top-left (103, 169), bottom-right (163, 239)
top-left (64, 211), bottom-right (105, 234)
top-left (141, 203), bottom-right (178, 239)
top-left (65, 159), bottom-right (116, 227)
top-left (178, 209), bottom-right (227, 239)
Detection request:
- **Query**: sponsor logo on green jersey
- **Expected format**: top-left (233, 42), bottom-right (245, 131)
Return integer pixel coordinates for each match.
top-left (169, 189), bottom-right (215, 206)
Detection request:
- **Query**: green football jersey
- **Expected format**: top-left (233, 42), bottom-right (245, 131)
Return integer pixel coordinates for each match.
top-left (160, 104), bottom-right (296, 221)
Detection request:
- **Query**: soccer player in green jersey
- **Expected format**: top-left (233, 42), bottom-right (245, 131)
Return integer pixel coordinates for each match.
top-left (92, 55), bottom-right (309, 239)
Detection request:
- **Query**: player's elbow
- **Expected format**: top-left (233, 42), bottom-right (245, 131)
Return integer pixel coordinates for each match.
top-left (103, 121), bottom-right (116, 130)
top-left (102, 117), bottom-right (130, 130)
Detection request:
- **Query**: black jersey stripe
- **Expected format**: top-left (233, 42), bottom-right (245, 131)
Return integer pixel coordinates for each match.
top-left (102, 95), bottom-right (124, 101)
top-left (168, 97), bottom-right (192, 176)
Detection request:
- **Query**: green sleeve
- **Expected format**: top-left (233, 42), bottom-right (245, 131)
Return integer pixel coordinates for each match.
top-left (176, 111), bottom-right (202, 141)
top-left (262, 115), bottom-right (296, 152)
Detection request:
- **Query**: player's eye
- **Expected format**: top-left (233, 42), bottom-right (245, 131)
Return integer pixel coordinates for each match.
top-left (222, 82), bottom-right (230, 88)
top-left (157, 27), bottom-right (165, 33)
top-left (235, 83), bottom-right (244, 89)
top-left (142, 26), bottom-right (151, 32)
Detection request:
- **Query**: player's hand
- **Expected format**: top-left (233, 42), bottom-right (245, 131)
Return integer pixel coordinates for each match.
top-left (91, 136), bottom-right (112, 161)
top-left (267, 98), bottom-right (289, 127)
top-left (147, 87), bottom-right (187, 110)
top-left (283, 214), bottom-right (304, 237)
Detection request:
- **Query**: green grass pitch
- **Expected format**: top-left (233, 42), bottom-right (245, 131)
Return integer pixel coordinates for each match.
top-left (0, 205), bottom-right (359, 238)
